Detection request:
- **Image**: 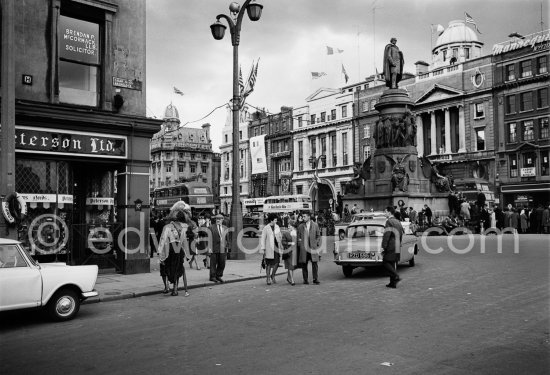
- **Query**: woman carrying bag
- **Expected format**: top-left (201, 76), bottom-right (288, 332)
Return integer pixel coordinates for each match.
top-left (260, 213), bottom-right (283, 285)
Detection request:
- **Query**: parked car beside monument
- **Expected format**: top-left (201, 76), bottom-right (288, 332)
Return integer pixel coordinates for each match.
top-left (333, 220), bottom-right (418, 278)
top-left (0, 239), bottom-right (99, 321)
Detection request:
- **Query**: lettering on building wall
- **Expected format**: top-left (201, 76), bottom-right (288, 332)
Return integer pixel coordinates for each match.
top-left (59, 15), bottom-right (99, 64)
top-left (492, 31), bottom-right (550, 55)
top-left (15, 127), bottom-right (127, 158)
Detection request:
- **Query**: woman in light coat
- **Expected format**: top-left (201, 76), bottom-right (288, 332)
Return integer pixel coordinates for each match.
top-left (260, 213), bottom-right (283, 285)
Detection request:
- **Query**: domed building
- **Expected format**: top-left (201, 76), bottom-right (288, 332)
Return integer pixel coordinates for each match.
top-left (150, 103), bottom-right (218, 216)
top-left (432, 20), bottom-right (484, 68)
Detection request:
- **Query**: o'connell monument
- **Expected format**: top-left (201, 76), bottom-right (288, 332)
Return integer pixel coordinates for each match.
top-left (356, 37), bottom-right (449, 211)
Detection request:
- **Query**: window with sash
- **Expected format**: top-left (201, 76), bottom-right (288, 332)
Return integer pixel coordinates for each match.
top-left (520, 60), bottom-right (532, 78)
top-left (505, 64), bottom-right (515, 81)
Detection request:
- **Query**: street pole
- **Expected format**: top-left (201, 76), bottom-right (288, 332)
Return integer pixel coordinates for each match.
top-left (211, 0), bottom-right (263, 259)
top-left (0, 0), bottom-right (17, 239)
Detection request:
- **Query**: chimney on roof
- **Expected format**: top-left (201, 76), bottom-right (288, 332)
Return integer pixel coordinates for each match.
top-left (415, 60), bottom-right (430, 75)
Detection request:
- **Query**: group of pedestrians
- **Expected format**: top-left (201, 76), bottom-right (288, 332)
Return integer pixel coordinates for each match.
top-left (260, 211), bottom-right (321, 286)
top-left (494, 204), bottom-right (550, 234)
top-left (151, 203), bottom-right (230, 297)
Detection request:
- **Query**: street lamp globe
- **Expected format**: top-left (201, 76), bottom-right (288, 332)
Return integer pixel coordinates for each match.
top-left (246, 2), bottom-right (263, 21)
top-left (229, 2), bottom-right (240, 13)
top-left (210, 21), bottom-right (226, 40)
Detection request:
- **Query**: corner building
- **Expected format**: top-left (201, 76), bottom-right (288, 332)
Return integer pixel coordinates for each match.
top-left (8, 0), bottom-right (161, 273)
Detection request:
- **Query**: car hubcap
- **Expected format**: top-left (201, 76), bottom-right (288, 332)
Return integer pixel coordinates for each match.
top-left (56, 296), bottom-right (75, 316)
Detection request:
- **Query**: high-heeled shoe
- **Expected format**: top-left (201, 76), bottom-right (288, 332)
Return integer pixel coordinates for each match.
top-left (271, 276), bottom-right (277, 284)
top-left (171, 289), bottom-right (179, 296)
top-left (267, 279), bottom-right (271, 285)
top-left (162, 287), bottom-right (170, 294)
top-left (286, 277), bottom-right (295, 286)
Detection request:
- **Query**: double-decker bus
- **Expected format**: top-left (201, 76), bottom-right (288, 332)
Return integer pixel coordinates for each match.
top-left (263, 195), bottom-right (312, 213)
top-left (152, 181), bottom-right (214, 217)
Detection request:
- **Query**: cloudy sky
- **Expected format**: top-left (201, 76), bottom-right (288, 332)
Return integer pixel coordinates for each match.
top-left (146, 0), bottom-right (547, 151)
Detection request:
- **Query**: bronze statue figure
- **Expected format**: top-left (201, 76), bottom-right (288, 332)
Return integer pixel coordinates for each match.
top-left (385, 154), bottom-right (410, 192)
top-left (383, 37), bottom-right (404, 89)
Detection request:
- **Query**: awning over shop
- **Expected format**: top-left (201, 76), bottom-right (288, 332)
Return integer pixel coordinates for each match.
top-left (501, 182), bottom-right (550, 193)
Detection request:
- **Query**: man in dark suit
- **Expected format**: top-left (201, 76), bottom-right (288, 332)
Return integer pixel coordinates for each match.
top-left (297, 211), bottom-right (321, 284)
top-left (382, 206), bottom-right (404, 288)
top-left (210, 214), bottom-right (227, 283)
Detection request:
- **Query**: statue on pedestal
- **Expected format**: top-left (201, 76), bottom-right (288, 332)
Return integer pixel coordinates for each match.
top-left (383, 38), bottom-right (404, 89)
top-left (385, 155), bottom-right (410, 192)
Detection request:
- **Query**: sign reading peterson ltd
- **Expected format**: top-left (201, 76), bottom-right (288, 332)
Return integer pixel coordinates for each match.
top-left (15, 127), bottom-right (127, 158)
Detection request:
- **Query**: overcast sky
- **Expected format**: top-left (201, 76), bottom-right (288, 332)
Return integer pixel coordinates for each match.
top-left (146, 0), bottom-right (548, 151)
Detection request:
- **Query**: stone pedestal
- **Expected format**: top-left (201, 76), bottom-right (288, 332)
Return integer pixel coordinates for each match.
top-left (355, 88), bottom-right (449, 213)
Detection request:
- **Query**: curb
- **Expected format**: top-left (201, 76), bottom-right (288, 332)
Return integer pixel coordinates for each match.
top-left (83, 271), bottom-right (286, 305)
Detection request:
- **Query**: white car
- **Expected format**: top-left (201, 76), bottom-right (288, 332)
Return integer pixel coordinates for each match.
top-left (333, 219), bottom-right (418, 278)
top-left (0, 238), bottom-right (99, 321)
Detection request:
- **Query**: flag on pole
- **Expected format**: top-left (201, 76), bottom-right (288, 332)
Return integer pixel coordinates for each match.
top-left (464, 12), bottom-right (481, 34)
top-left (341, 64), bottom-right (349, 83)
top-left (241, 59), bottom-right (260, 107)
top-left (173, 87), bottom-right (184, 96)
top-left (239, 67), bottom-right (244, 95)
top-left (326, 46), bottom-right (344, 55)
top-left (311, 72), bottom-right (327, 79)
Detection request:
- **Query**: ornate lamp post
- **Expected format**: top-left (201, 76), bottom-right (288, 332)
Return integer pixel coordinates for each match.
top-left (211, 1), bottom-right (263, 259)
top-left (309, 155), bottom-right (326, 212)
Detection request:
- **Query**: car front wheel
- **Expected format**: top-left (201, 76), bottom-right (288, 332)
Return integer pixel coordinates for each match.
top-left (47, 288), bottom-right (81, 321)
top-left (409, 255), bottom-right (415, 267)
top-left (342, 266), bottom-right (354, 278)
top-left (338, 230), bottom-right (345, 240)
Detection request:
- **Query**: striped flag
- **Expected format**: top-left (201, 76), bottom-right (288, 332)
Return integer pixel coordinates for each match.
top-left (465, 12), bottom-right (481, 34)
top-left (239, 67), bottom-right (244, 95)
top-left (341, 64), bottom-right (349, 83)
top-left (240, 59), bottom-right (260, 107)
top-left (173, 86), bottom-right (184, 96)
top-left (311, 72), bottom-right (327, 79)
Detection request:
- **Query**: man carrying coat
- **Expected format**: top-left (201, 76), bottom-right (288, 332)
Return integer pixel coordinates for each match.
top-left (210, 214), bottom-right (227, 283)
top-left (381, 206), bottom-right (404, 288)
top-left (297, 211), bottom-right (321, 284)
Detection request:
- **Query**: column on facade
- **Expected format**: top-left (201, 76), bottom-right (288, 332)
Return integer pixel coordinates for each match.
top-left (415, 114), bottom-right (424, 156)
top-left (303, 136), bottom-right (310, 169)
top-left (335, 131), bottom-right (342, 166)
top-left (430, 111), bottom-right (437, 155)
top-left (444, 108), bottom-right (451, 154)
top-left (326, 132), bottom-right (332, 167)
top-left (293, 139), bottom-right (300, 172)
top-left (347, 127), bottom-right (353, 165)
top-left (458, 105), bottom-right (466, 153)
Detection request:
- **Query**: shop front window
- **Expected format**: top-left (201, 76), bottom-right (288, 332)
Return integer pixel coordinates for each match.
top-left (58, 15), bottom-right (100, 106)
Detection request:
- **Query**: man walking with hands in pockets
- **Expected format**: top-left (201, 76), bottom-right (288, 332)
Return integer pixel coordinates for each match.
top-left (382, 206), bottom-right (404, 288)
top-left (297, 211), bottom-right (321, 285)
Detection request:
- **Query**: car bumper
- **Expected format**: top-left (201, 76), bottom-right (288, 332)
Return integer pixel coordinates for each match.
top-left (81, 290), bottom-right (99, 299)
top-left (334, 260), bottom-right (383, 267)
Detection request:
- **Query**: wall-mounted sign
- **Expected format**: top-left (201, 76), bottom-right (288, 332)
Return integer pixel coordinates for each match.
top-left (520, 167), bottom-right (536, 177)
top-left (492, 31), bottom-right (550, 56)
top-left (15, 126), bottom-right (127, 159)
top-left (22, 75), bottom-right (33, 85)
top-left (86, 198), bottom-right (114, 206)
top-left (113, 77), bottom-right (143, 91)
top-left (59, 15), bottom-right (99, 64)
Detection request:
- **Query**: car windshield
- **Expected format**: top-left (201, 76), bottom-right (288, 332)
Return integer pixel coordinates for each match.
top-left (346, 225), bottom-right (385, 238)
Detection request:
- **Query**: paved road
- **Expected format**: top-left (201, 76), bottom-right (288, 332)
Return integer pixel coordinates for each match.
top-left (1, 235), bottom-right (549, 375)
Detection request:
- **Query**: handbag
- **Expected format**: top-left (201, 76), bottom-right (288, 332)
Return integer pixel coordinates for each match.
top-left (261, 256), bottom-right (266, 270)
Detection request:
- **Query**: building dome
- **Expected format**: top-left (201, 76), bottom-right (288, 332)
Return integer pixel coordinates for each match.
top-left (163, 103), bottom-right (180, 121)
top-left (434, 20), bottom-right (479, 50)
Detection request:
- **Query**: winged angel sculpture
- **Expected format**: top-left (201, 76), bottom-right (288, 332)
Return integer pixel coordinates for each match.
top-left (385, 154), bottom-right (411, 192)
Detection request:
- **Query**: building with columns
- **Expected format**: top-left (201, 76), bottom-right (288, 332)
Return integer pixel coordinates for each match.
top-left (292, 88), bottom-right (355, 212)
top-left (219, 105), bottom-right (252, 214)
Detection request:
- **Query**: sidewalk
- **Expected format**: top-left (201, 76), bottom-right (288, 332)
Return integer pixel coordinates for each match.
top-left (84, 253), bottom-right (285, 304)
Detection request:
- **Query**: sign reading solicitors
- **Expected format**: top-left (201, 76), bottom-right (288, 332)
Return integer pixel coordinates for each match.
top-left (15, 126), bottom-right (127, 159)
top-left (59, 15), bottom-right (99, 64)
